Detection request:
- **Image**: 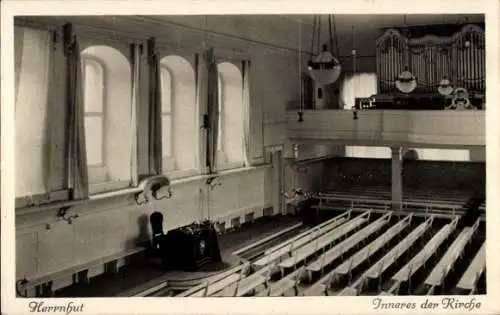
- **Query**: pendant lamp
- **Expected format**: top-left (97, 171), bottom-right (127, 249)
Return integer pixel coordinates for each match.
top-left (395, 15), bottom-right (417, 94)
top-left (307, 15), bottom-right (342, 86)
top-left (395, 66), bottom-right (417, 93)
top-left (438, 76), bottom-right (454, 96)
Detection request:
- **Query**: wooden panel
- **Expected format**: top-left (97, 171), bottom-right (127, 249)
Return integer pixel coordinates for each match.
top-left (287, 110), bottom-right (485, 147)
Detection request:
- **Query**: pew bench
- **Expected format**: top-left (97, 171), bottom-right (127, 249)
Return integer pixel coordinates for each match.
top-left (215, 265), bottom-right (272, 297)
top-left (263, 210), bottom-right (352, 257)
top-left (425, 224), bottom-right (476, 287)
top-left (334, 215), bottom-right (411, 277)
top-left (255, 267), bottom-right (304, 297)
top-left (17, 247), bottom-right (146, 297)
top-left (456, 242), bottom-right (485, 292)
top-left (337, 286), bottom-right (359, 296)
top-left (392, 220), bottom-right (457, 283)
top-left (231, 222), bottom-right (303, 258)
top-left (190, 273), bottom-right (242, 297)
top-left (305, 213), bottom-right (391, 280)
top-left (365, 217), bottom-right (433, 281)
top-left (176, 263), bottom-right (249, 297)
top-left (302, 283), bottom-right (327, 296)
top-left (253, 212), bottom-right (352, 269)
top-left (278, 214), bottom-right (369, 273)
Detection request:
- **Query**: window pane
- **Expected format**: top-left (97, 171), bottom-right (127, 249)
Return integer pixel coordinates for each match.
top-left (83, 60), bottom-right (104, 113)
top-left (341, 73), bottom-right (378, 110)
top-left (161, 68), bottom-right (172, 113)
top-left (85, 116), bottom-right (103, 165)
top-left (162, 115), bottom-right (172, 158)
top-left (345, 146), bottom-right (391, 159)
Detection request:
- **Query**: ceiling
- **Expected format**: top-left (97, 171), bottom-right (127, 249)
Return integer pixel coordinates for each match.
top-left (20, 14), bottom-right (485, 55)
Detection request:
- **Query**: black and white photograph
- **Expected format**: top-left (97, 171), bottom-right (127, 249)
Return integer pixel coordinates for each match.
top-left (1, 0), bottom-right (499, 314)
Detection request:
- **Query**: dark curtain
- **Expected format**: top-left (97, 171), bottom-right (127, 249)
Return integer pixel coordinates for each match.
top-left (147, 37), bottom-right (163, 175)
top-left (63, 23), bottom-right (89, 199)
top-left (205, 48), bottom-right (219, 174)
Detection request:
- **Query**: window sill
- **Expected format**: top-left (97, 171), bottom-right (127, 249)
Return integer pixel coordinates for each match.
top-left (89, 180), bottom-right (131, 195)
top-left (165, 169), bottom-right (199, 181)
top-left (15, 165), bottom-right (272, 217)
top-left (217, 161), bottom-right (245, 172)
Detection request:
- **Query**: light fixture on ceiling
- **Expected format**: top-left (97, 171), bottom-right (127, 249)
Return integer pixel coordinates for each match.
top-left (395, 15), bottom-right (417, 94)
top-left (396, 66), bottom-right (417, 93)
top-left (297, 16), bottom-right (304, 122)
top-left (438, 76), bottom-right (454, 96)
top-left (307, 14), bottom-right (342, 86)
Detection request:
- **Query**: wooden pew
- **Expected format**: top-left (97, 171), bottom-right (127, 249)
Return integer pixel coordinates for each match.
top-left (255, 266), bottom-right (305, 297)
top-left (18, 247), bottom-right (145, 297)
top-left (456, 242), bottom-right (485, 292)
top-left (253, 211), bottom-right (353, 269)
top-left (337, 286), bottom-right (359, 296)
top-left (424, 219), bottom-right (479, 289)
top-left (304, 213), bottom-right (391, 280)
top-left (278, 213), bottom-right (370, 274)
top-left (190, 273), bottom-right (243, 297)
top-left (215, 265), bottom-right (273, 297)
top-left (391, 218), bottom-right (458, 284)
top-left (263, 210), bottom-right (353, 256)
top-left (176, 262), bottom-right (250, 297)
top-left (364, 216), bottom-right (433, 282)
top-left (231, 222), bottom-right (304, 258)
top-left (334, 215), bottom-right (412, 278)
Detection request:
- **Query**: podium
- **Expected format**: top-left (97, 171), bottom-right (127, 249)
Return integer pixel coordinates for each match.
top-left (149, 212), bottom-right (222, 271)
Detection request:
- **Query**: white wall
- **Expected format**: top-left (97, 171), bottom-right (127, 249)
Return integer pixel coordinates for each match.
top-left (15, 16), bottom-right (302, 285)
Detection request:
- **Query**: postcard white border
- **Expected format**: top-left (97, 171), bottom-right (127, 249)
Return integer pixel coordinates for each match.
top-left (2, 0), bottom-right (499, 314)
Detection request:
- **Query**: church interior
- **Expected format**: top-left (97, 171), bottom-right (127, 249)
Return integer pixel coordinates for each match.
top-left (14, 13), bottom-right (486, 298)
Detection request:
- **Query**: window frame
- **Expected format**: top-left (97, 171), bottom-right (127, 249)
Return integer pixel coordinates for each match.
top-left (216, 72), bottom-right (228, 165)
top-left (160, 65), bottom-right (176, 171)
top-left (81, 55), bottom-right (108, 183)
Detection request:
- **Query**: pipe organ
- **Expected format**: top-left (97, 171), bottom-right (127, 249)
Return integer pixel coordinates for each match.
top-left (366, 24), bottom-right (485, 110)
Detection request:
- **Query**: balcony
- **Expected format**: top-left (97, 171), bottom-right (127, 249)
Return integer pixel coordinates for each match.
top-left (287, 110), bottom-right (485, 148)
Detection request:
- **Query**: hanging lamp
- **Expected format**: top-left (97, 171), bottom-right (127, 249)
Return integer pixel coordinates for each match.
top-left (438, 75), bottom-right (454, 96)
top-left (395, 15), bottom-right (417, 94)
top-left (297, 16), bottom-right (304, 122)
top-left (307, 14), bottom-right (342, 86)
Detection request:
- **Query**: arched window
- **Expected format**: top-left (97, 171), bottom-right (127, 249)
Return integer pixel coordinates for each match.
top-left (159, 55), bottom-right (197, 177)
top-left (160, 66), bottom-right (173, 168)
top-left (82, 58), bottom-right (105, 168)
top-left (81, 45), bottom-right (132, 192)
top-left (217, 62), bottom-right (245, 170)
top-left (341, 73), bottom-right (378, 109)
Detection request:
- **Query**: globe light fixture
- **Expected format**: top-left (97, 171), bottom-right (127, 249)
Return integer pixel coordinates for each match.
top-left (438, 76), bottom-right (454, 96)
top-left (307, 44), bottom-right (342, 86)
top-left (395, 66), bottom-right (417, 93)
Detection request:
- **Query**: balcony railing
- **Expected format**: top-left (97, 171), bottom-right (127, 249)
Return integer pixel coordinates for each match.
top-left (287, 110), bottom-right (485, 148)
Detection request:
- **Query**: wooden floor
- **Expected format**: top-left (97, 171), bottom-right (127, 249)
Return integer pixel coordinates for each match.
top-left (54, 215), bottom-right (305, 297)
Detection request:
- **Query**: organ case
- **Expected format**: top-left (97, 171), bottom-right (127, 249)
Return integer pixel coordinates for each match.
top-left (368, 24), bottom-right (485, 110)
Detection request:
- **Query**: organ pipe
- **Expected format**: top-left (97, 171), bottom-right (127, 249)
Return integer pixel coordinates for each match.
top-left (376, 24), bottom-right (485, 94)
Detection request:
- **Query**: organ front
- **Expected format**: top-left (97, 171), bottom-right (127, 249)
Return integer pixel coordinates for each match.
top-left (363, 24), bottom-right (485, 110)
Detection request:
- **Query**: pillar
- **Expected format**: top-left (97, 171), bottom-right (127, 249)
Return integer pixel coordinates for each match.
top-left (391, 147), bottom-right (403, 210)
